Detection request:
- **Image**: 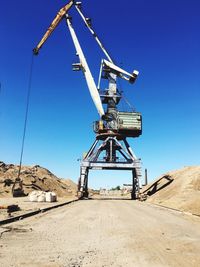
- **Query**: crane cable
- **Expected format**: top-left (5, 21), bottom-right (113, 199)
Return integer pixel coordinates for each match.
top-left (15, 54), bottom-right (35, 186)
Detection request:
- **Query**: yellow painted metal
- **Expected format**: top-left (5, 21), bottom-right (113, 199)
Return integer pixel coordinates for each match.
top-left (99, 120), bottom-right (104, 130)
top-left (33, 0), bottom-right (74, 55)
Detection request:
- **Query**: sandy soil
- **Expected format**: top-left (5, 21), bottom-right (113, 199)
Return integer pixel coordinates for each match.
top-left (0, 161), bottom-right (77, 197)
top-left (142, 166), bottom-right (200, 215)
top-left (0, 200), bottom-right (200, 267)
top-left (0, 196), bottom-right (76, 221)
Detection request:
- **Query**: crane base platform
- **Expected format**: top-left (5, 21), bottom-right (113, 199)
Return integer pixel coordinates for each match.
top-left (78, 135), bottom-right (141, 200)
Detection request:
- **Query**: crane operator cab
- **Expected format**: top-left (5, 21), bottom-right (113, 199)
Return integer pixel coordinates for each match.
top-left (94, 112), bottom-right (142, 138)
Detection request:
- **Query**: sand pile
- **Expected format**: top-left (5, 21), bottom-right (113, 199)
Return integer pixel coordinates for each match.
top-left (0, 161), bottom-right (77, 197)
top-left (142, 166), bottom-right (200, 215)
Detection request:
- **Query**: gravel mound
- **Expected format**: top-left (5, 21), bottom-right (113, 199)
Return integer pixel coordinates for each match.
top-left (0, 161), bottom-right (77, 197)
top-left (142, 166), bottom-right (200, 215)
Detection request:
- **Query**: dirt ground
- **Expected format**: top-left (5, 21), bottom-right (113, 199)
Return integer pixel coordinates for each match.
top-left (142, 166), bottom-right (200, 215)
top-left (0, 196), bottom-right (77, 221)
top-left (1, 199), bottom-right (200, 267)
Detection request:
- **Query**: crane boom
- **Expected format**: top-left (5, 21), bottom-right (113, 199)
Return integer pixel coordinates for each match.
top-left (66, 15), bottom-right (105, 117)
top-left (75, 4), bottom-right (113, 63)
top-left (33, 0), bottom-right (74, 55)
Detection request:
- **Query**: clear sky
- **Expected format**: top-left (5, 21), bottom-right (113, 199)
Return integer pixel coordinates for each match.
top-left (0, 0), bottom-right (200, 189)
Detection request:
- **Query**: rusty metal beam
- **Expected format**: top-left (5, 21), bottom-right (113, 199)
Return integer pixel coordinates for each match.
top-left (33, 0), bottom-right (74, 55)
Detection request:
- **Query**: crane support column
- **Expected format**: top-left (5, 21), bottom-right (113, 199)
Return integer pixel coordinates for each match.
top-left (78, 166), bottom-right (89, 198)
top-left (78, 135), bottom-right (141, 200)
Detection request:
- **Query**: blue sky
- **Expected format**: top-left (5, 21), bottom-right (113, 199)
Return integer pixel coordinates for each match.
top-left (0, 0), bottom-right (200, 189)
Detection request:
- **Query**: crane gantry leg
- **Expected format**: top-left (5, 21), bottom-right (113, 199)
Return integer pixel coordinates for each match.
top-left (78, 134), bottom-right (141, 200)
top-left (78, 166), bottom-right (89, 198)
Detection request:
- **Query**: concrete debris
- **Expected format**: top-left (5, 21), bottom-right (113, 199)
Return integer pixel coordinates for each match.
top-left (29, 191), bottom-right (57, 202)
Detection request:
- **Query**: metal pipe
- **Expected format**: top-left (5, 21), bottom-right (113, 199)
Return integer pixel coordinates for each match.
top-left (145, 168), bottom-right (148, 185)
top-left (97, 59), bottom-right (104, 90)
top-left (75, 5), bottom-right (113, 63)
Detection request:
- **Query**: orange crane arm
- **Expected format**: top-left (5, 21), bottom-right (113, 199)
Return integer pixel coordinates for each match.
top-left (33, 0), bottom-right (74, 55)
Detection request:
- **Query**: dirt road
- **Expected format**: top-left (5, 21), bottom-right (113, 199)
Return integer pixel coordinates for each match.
top-left (0, 200), bottom-right (200, 267)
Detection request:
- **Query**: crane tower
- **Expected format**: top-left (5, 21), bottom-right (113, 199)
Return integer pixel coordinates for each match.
top-left (33, 1), bottom-right (142, 199)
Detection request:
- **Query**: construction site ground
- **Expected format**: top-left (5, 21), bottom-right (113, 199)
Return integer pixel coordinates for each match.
top-left (0, 196), bottom-right (77, 222)
top-left (1, 199), bottom-right (200, 267)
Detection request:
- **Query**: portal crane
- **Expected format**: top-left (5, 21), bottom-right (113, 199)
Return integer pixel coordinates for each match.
top-left (33, 1), bottom-right (142, 199)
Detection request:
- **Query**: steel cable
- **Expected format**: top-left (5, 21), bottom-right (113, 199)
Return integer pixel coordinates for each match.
top-left (16, 54), bottom-right (34, 180)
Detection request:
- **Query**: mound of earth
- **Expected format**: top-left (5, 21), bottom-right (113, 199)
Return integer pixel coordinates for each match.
top-left (142, 166), bottom-right (200, 215)
top-left (0, 161), bottom-right (77, 197)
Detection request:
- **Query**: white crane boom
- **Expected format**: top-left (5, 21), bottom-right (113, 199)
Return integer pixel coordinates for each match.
top-left (65, 15), bottom-right (105, 117)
